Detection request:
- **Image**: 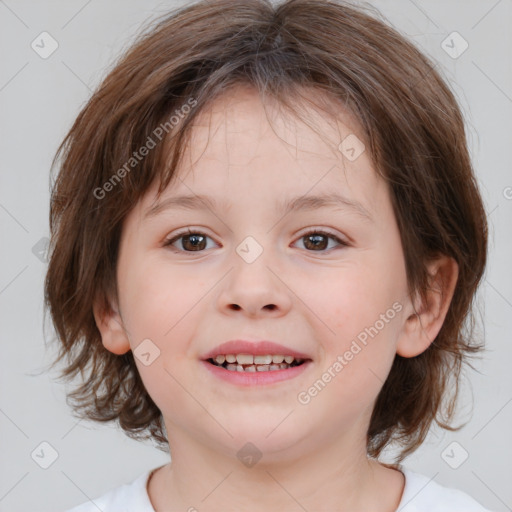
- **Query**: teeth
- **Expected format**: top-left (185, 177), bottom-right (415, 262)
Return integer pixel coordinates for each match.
top-left (219, 354), bottom-right (300, 365)
top-left (210, 353), bottom-right (309, 373)
top-left (216, 362), bottom-right (306, 372)
top-left (236, 354), bottom-right (254, 365)
top-left (254, 355), bottom-right (272, 365)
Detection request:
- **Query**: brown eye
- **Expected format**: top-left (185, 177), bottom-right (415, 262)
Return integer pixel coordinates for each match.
top-left (164, 230), bottom-right (215, 252)
top-left (295, 230), bottom-right (347, 252)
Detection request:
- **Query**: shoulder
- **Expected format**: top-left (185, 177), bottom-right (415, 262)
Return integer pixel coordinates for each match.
top-left (64, 468), bottom-right (156, 512)
top-left (397, 466), bottom-right (496, 512)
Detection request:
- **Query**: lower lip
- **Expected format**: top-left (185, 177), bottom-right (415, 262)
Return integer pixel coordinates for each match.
top-left (200, 360), bottom-right (312, 386)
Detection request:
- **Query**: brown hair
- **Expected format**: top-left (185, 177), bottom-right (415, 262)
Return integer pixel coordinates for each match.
top-left (44, 0), bottom-right (488, 462)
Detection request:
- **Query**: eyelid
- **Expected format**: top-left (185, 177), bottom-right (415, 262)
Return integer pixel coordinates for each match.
top-left (297, 227), bottom-right (347, 242)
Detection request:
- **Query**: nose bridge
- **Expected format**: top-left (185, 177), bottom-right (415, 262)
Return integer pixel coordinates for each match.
top-left (217, 234), bottom-right (292, 316)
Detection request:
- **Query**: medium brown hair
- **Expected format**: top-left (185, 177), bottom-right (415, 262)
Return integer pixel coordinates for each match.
top-left (44, 0), bottom-right (488, 462)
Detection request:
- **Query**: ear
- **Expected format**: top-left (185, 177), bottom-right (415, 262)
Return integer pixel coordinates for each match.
top-left (396, 255), bottom-right (459, 358)
top-left (92, 291), bottom-right (131, 355)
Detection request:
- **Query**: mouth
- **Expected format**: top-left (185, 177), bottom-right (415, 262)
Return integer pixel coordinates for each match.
top-left (200, 340), bottom-right (313, 385)
top-left (205, 354), bottom-right (310, 373)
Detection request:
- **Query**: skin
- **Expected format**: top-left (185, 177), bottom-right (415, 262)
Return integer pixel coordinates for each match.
top-left (93, 84), bottom-right (458, 512)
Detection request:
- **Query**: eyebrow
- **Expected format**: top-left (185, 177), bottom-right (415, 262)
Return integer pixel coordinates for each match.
top-left (144, 192), bottom-right (373, 222)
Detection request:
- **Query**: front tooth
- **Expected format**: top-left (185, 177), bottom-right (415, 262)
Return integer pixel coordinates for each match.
top-left (215, 355), bottom-right (226, 364)
top-left (245, 365), bottom-right (256, 372)
top-left (272, 355), bottom-right (285, 363)
top-left (256, 364), bottom-right (270, 371)
top-left (226, 363), bottom-right (237, 370)
top-left (269, 364), bottom-right (281, 370)
top-left (284, 355), bottom-right (294, 364)
top-left (225, 354), bottom-right (236, 363)
top-left (236, 364), bottom-right (244, 372)
top-left (236, 354), bottom-right (254, 365)
top-left (254, 355), bottom-right (272, 365)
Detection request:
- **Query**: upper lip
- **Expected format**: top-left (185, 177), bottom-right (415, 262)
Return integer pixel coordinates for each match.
top-left (201, 340), bottom-right (312, 360)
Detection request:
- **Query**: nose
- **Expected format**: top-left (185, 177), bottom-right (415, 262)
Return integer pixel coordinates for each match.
top-left (217, 254), bottom-right (293, 318)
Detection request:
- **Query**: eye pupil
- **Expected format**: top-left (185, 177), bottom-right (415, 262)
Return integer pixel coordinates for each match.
top-left (304, 234), bottom-right (328, 251)
top-left (182, 234), bottom-right (206, 251)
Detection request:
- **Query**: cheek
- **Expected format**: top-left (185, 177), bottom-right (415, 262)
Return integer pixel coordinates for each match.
top-left (310, 262), bottom-right (402, 373)
top-left (318, 266), bottom-right (396, 332)
top-left (119, 256), bottom-right (208, 341)
top-left (299, 276), bottom-right (399, 422)
top-left (118, 257), bottom-right (208, 381)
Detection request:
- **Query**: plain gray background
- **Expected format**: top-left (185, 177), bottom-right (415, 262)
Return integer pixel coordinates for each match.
top-left (0, 0), bottom-right (511, 510)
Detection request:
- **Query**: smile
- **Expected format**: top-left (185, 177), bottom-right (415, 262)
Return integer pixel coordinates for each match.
top-left (202, 354), bottom-right (313, 386)
top-left (208, 353), bottom-right (306, 372)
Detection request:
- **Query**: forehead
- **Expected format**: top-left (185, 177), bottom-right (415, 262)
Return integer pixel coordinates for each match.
top-left (135, 84), bottom-right (389, 224)
top-left (182, 84), bottom-right (365, 165)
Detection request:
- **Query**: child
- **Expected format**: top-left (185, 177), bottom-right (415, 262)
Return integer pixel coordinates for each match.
top-left (45, 0), bottom-right (494, 510)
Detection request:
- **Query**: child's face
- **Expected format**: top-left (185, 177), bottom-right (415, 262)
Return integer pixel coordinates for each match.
top-left (107, 85), bottom-right (416, 460)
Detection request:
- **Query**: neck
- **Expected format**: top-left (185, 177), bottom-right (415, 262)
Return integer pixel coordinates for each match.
top-left (148, 425), bottom-right (404, 512)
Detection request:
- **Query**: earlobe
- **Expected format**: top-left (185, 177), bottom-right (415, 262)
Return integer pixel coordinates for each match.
top-left (396, 255), bottom-right (459, 358)
top-left (92, 293), bottom-right (131, 355)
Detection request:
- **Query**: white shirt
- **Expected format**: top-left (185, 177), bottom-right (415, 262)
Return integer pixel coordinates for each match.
top-left (65, 464), bottom-right (496, 512)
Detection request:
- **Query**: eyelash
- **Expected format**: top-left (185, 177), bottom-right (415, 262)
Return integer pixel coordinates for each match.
top-left (163, 228), bottom-right (348, 253)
